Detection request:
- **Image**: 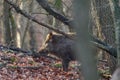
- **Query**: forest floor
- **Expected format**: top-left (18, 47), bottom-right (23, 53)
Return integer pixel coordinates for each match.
top-left (0, 50), bottom-right (111, 80)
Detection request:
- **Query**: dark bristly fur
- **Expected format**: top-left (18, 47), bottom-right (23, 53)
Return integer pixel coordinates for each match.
top-left (39, 32), bottom-right (76, 71)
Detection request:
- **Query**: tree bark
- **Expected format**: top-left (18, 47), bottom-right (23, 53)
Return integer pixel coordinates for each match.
top-left (73, 0), bottom-right (98, 80)
top-left (3, 1), bottom-right (12, 45)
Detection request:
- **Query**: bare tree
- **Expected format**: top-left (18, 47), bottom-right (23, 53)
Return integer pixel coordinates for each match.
top-left (73, 0), bottom-right (98, 80)
top-left (3, 0), bottom-right (12, 45)
top-left (113, 0), bottom-right (120, 65)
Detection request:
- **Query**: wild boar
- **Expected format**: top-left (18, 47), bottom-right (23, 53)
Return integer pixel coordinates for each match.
top-left (39, 32), bottom-right (76, 71)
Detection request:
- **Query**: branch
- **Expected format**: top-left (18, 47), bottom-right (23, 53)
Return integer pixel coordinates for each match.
top-left (0, 45), bottom-right (32, 55)
top-left (5, 0), bottom-right (71, 39)
top-left (0, 44), bottom-right (57, 60)
top-left (92, 36), bottom-right (117, 58)
top-left (36, 0), bottom-right (73, 28)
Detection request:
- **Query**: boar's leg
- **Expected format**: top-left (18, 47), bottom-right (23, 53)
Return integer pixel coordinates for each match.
top-left (62, 59), bottom-right (70, 71)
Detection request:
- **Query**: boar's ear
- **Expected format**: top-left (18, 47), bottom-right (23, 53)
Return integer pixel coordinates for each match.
top-left (48, 32), bottom-right (53, 40)
top-left (49, 32), bottom-right (53, 37)
top-left (45, 32), bottom-right (53, 43)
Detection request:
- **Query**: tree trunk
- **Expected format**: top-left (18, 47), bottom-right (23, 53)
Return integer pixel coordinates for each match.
top-left (3, 1), bottom-right (12, 45)
top-left (9, 11), bottom-right (17, 47)
top-left (91, 0), bottom-right (116, 74)
top-left (113, 0), bottom-right (120, 65)
top-left (73, 0), bottom-right (98, 80)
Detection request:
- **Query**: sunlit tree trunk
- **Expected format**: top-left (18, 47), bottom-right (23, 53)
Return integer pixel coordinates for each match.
top-left (15, 0), bottom-right (23, 48)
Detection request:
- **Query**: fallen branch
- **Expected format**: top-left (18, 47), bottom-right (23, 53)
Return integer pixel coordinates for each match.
top-left (0, 45), bottom-right (31, 55)
top-left (0, 44), bottom-right (57, 60)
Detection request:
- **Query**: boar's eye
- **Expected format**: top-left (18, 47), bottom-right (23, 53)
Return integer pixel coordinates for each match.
top-left (51, 36), bottom-right (58, 43)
